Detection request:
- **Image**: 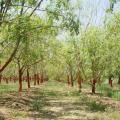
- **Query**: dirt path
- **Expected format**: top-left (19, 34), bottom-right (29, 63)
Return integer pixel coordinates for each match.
top-left (0, 82), bottom-right (120, 120)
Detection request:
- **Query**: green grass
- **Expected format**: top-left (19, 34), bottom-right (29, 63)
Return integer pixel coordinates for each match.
top-left (97, 84), bottom-right (120, 101)
top-left (0, 83), bottom-right (18, 94)
top-left (87, 101), bottom-right (106, 112)
top-left (0, 82), bottom-right (30, 94)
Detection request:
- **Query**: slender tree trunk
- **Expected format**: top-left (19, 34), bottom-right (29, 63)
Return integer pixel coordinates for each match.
top-left (67, 75), bottom-right (70, 86)
top-left (70, 73), bottom-right (74, 87)
top-left (40, 73), bottom-right (44, 83)
top-left (0, 38), bottom-right (21, 73)
top-left (34, 74), bottom-right (37, 85)
top-left (109, 76), bottom-right (113, 87)
top-left (18, 69), bottom-right (23, 96)
top-left (27, 68), bottom-right (30, 93)
top-left (92, 79), bottom-right (96, 94)
top-left (27, 69), bottom-right (30, 88)
top-left (37, 73), bottom-right (40, 85)
top-left (77, 72), bottom-right (82, 92)
top-left (118, 76), bottom-right (120, 85)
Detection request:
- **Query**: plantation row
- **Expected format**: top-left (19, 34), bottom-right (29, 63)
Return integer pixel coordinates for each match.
top-left (0, 73), bottom-right (48, 84)
top-left (0, 0), bottom-right (120, 97)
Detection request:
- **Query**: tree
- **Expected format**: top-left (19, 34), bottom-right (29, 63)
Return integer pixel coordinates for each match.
top-left (82, 27), bottom-right (106, 94)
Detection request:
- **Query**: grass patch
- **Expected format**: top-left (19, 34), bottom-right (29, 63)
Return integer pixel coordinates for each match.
top-left (97, 84), bottom-right (120, 101)
top-left (87, 101), bottom-right (106, 112)
top-left (11, 110), bottom-right (27, 117)
top-left (31, 98), bottom-right (45, 111)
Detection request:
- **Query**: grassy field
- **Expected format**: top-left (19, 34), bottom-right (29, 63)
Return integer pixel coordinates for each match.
top-left (0, 81), bottom-right (120, 120)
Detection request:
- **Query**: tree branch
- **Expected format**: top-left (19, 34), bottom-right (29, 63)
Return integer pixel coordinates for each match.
top-left (29, 0), bottom-right (43, 17)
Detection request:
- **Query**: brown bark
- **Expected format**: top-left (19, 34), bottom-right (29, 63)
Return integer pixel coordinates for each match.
top-left (92, 79), bottom-right (96, 94)
top-left (40, 73), bottom-right (44, 83)
top-left (77, 73), bottom-right (82, 92)
top-left (27, 69), bottom-right (30, 89)
top-left (0, 38), bottom-right (20, 73)
top-left (70, 73), bottom-right (74, 87)
top-left (27, 69), bottom-right (30, 94)
top-left (34, 74), bottom-right (37, 85)
top-left (18, 69), bottom-right (23, 96)
top-left (37, 73), bottom-right (40, 85)
top-left (109, 76), bottom-right (113, 87)
top-left (67, 75), bottom-right (70, 86)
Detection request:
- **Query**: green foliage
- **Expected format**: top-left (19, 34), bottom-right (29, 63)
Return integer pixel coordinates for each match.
top-left (31, 97), bottom-right (45, 111)
top-left (87, 101), bottom-right (106, 112)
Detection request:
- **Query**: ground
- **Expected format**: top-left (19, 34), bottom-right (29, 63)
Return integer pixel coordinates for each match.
top-left (0, 81), bottom-right (120, 120)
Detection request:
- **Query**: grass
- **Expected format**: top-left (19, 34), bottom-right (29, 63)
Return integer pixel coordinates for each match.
top-left (0, 83), bottom-right (18, 94)
top-left (11, 110), bottom-right (27, 117)
top-left (97, 84), bottom-right (120, 101)
top-left (0, 81), bottom-right (33, 95)
top-left (87, 101), bottom-right (106, 112)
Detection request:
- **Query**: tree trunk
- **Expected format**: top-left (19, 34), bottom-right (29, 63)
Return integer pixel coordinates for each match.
top-left (70, 72), bottom-right (74, 87)
top-left (18, 69), bottom-right (23, 96)
top-left (92, 79), bottom-right (96, 94)
top-left (27, 69), bottom-right (30, 93)
top-left (40, 73), bottom-right (44, 83)
top-left (0, 38), bottom-right (21, 73)
top-left (77, 73), bottom-right (82, 92)
top-left (118, 76), bottom-right (120, 85)
top-left (34, 74), bottom-right (37, 85)
top-left (67, 75), bottom-right (70, 86)
top-left (109, 76), bottom-right (112, 87)
top-left (37, 73), bottom-right (40, 85)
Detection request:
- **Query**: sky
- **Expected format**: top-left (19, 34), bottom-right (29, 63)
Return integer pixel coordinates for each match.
top-left (57, 0), bottom-right (120, 40)
top-left (36, 0), bottom-right (120, 40)
top-left (76, 0), bottom-right (120, 26)
top-left (39, 0), bottom-right (120, 26)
